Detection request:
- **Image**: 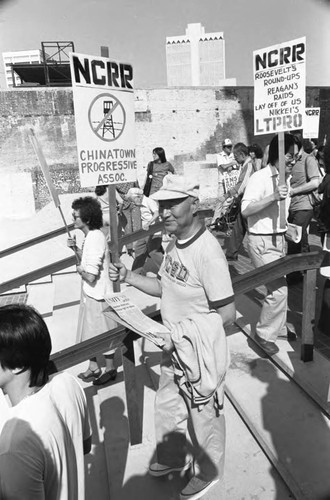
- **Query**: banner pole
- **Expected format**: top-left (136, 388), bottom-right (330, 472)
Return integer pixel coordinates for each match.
top-left (278, 132), bottom-right (286, 230)
top-left (29, 129), bottom-right (80, 264)
top-left (101, 45), bottom-right (121, 292)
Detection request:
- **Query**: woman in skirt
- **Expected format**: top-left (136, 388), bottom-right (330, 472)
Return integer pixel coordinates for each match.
top-left (68, 196), bottom-right (117, 385)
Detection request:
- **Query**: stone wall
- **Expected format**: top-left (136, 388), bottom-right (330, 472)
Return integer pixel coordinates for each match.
top-left (1, 86), bottom-right (329, 212)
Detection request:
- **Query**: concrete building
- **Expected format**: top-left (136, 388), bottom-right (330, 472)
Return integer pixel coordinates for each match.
top-left (2, 49), bottom-right (45, 88)
top-left (166, 23), bottom-right (236, 87)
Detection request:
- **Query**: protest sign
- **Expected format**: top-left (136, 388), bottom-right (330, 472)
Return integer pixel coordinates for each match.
top-left (70, 52), bottom-right (137, 187)
top-left (303, 107), bottom-right (320, 139)
top-left (253, 37), bottom-right (306, 135)
top-left (223, 170), bottom-right (240, 193)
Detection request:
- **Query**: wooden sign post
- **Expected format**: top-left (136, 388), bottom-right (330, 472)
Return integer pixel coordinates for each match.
top-left (29, 129), bottom-right (80, 264)
top-left (278, 132), bottom-right (286, 229)
top-left (100, 46), bottom-right (121, 292)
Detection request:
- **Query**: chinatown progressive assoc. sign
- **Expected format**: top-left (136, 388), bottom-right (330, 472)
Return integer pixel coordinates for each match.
top-left (70, 52), bottom-right (137, 187)
top-left (253, 37), bottom-right (306, 135)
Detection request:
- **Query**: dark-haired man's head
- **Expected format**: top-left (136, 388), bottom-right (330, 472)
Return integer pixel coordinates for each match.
top-left (0, 304), bottom-right (52, 389)
top-left (233, 143), bottom-right (249, 165)
top-left (248, 143), bottom-right (264, 159)
top-left (268, 133), bottom-right (298, 177)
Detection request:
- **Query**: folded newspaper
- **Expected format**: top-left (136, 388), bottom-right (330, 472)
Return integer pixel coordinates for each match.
top-left (104, 293), bottom-right (170, 348)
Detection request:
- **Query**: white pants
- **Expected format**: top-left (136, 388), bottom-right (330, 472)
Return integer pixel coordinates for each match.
top-left (247, 234), bottom-right (287, 342)
top-left (154, 352), bottom-right (225, 481)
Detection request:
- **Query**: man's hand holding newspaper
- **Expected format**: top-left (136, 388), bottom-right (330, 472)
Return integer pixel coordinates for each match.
top-left (104, 292), bottom-right (172, 350)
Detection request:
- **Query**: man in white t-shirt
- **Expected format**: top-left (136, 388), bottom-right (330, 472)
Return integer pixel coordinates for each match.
top-left (216, 138), bottom-right (239, 197)
top-left (0, 304), bottom-right (92, 500)
top-left (109, 175), bottom-right (235, 500)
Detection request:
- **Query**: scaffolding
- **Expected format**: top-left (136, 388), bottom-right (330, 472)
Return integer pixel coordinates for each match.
top-left (41, 41), bottom-right (75, 86)
top-left (10, 41), bottom-right (75, 87)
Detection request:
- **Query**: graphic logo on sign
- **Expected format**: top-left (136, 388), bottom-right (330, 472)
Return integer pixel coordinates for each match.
top-left (88, 93), bottom-right (126, 142)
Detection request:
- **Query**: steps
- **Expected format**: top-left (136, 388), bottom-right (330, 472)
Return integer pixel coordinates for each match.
top-left (60, 363), bottom-right (111, 500)
top-left (50, 272), bottom-right (81, 353)
top-left (27, 281), bottom-right (55, 331)
top-left (235, 293), bottom-right (330, 413)
top-left (92, 338), bottom-right (293, 500)
top-left (22, 257), bottom-right (330, 499)
top-left (228, 293), bottom-right (330, 500)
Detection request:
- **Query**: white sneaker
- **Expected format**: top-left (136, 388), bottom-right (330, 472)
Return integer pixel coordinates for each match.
top-left (149, 460), bottom-right (192, 477)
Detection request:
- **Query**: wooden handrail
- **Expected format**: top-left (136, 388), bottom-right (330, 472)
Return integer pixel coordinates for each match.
top-left (1, 213), bottom-right (324, 367)
top-left (0, 256), bottom-right (76, 295)
top-left (0, 223), bottom-right (75, 258)
top-left (231, 251), bottom-right (324, 296)
top-left (0, 209), bottom-right (213, 258)
top-left (50, 310), bottom-right (162, 372)
top-left (49, 250), bottom-right (325, 371)
top-left (111, 220), bottom-right (164, 251)
top-left (0, 209), bottom-right (214, 294)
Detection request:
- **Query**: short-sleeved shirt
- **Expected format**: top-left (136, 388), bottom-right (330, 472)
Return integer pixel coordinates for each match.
top-left (242, 165), bottom-right (291, 234)
top-left (216, 151), bottom-right (235, 175)
top-left (140, 195), bottom-right (159, 229)
top-left (290, 152), bottom-right (320, 211)
top-left (149, 161), bottom-right (175, 196)
top-left (158, 226), bottom-right (234, 329)
top-left (0, 373), bottom-right (91, 500)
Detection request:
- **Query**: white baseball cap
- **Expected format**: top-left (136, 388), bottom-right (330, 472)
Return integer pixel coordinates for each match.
top-left (150, 175), bottom-right (199, 201)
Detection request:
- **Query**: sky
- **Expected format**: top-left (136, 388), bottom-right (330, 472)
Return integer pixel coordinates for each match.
top-left (0, 0), bottom-right (329, 89)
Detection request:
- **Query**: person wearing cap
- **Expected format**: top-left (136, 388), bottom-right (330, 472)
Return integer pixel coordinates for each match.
top-left (109, 175), bottom-right (235, 500)
top-left (126, 187), bottom-right (164, 275)
top-left (216, 138), bottom-right (239, 197)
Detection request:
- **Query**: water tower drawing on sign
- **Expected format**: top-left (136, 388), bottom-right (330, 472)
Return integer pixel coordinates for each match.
top-left (102, 100), bottom-right (115, 138)
top-left (88, 93), bottom-right (126, 142)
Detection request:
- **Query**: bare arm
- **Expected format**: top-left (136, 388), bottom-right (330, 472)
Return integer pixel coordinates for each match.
top-left (290, 177), bottom-right (320, 196)
top-left (216, 301), bottom-right (236, 328)
top-left (227, 163), bottom-right (252, 198)
top-left (76, 265), bottom-right (97, 284)
top-left (109, 262), bottom-right (162, 297)
top-left (219, 160), bottom-right (237, 171)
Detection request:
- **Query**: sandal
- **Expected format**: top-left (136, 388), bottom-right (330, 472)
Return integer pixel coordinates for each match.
top-left (93, 369), bottom-right (117, 386)
top-left (78, 368), bottom-right (102, 382)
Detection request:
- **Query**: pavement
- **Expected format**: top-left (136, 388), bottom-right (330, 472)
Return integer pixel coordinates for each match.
top-left (1, 203), bottom-right (330, 499)
top-left (212, 219), bottom-right (330, 360)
